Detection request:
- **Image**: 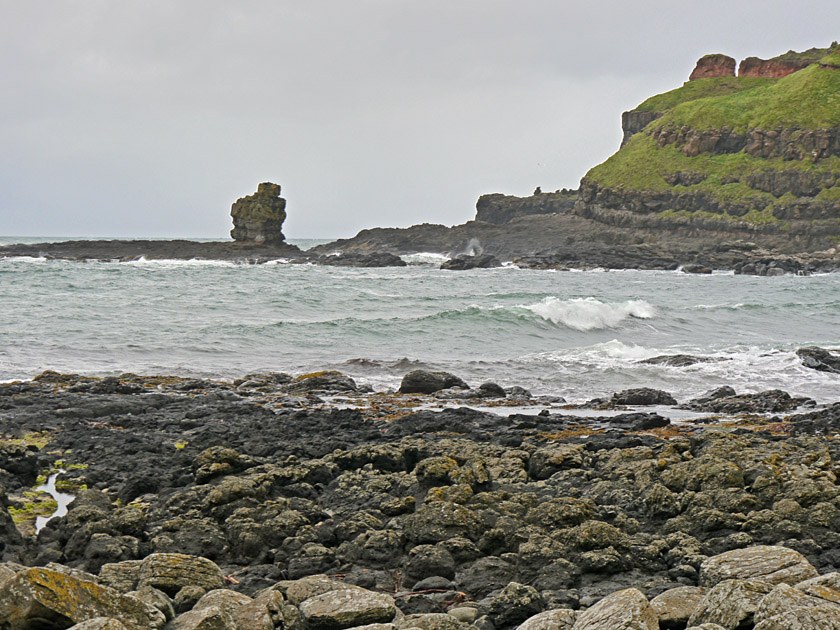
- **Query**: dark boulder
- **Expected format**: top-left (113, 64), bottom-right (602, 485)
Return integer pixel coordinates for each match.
top-left (607, 412), bottom-right (671, 431)
top-left (681, 389), bottom-right (798, 413)
top-left (688, 386), bottom-right (737, 406)
top-left (611, 388), bottom-right (677, 406)
top-left (477, 382), bottom-right (506, 398)
top-left (796, 346), bottom-right (840, 373)
top-left (0, 444), bottom-right (39, 486)
top-left (399, 370), bottom-right (469, 394)
top-left (286, 371), bottom-right (358, 394)
top-left (440, 255), bottom-right (501, 270)
top-left (639, 354), bottom-right (720, 367)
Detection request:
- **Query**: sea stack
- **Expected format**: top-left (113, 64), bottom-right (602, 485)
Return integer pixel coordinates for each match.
top-left (230, 182), bottom-right (287, 243)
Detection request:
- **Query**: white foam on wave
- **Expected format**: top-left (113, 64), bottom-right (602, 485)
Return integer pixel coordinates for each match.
top-left (2, 256), bottom-right (48, 264)
top-left (122, 257), bottom-right (239, 268)
top-left (524, 297), bottom-right (656, 331)
top-left (400, 252), bottom-right (451, 264)
top-left (519, 342), bottom-right (840, 404)
top-left (533, 339), bottom-right (659, 366)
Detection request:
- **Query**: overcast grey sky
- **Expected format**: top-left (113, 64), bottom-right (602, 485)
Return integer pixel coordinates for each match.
top-left (2, 2), bottom-right (838, 238)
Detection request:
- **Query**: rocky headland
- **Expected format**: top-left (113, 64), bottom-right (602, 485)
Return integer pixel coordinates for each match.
top-left (309, 43), bottom-right (840, 274)
top-left (3, 351), bottom-right (840, 628)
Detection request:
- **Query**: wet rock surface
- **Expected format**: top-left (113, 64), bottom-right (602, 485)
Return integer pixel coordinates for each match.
top-left (440, 255), bottom-right (501, 270)
top-left (797, 346), bottom-right (840, 374)
top-left (1, 370), bottom-right (840, 627)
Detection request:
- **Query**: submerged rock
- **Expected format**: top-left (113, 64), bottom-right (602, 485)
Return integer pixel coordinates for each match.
top-left (796, 346), bottom-right (840, 373)
top-left (639, 354), bottom-right (721, 367)
top-left (317, 253), bottom-right (407, 267)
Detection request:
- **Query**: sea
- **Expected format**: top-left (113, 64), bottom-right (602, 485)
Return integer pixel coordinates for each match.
top-left (1, 236), bottom-right (839, 404)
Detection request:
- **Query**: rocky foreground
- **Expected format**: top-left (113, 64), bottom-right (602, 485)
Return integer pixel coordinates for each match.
top-left (2, 365), bottom-right (840, 628)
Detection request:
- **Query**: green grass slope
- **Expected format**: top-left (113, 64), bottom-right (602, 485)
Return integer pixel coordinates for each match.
top-left (584, 62), bottom-right (840, 228)
top-left (634, 77), bottom-right (775, 113)
top-left (655, 64), bottom-right (840, 131)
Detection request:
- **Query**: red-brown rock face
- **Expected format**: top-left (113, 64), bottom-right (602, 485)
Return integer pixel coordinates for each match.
top-left (738, 57), bottom-right (811, 78)
top-left (689, 54), bottom-right (736, 80)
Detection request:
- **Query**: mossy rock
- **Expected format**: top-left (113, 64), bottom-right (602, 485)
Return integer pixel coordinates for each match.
top-left (0, 567), bottom-right (165, 629)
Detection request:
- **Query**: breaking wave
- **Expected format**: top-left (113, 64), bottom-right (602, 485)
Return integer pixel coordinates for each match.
top-left (523, 297), bottom-right (656, 331)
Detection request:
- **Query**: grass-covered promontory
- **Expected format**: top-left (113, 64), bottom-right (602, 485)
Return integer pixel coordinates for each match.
top-left (583, 58), bottom-right (840, 229)
top-left (653, 64), bottom-right (840, 132)
top-left (634, 76), bottom-right (775, 113)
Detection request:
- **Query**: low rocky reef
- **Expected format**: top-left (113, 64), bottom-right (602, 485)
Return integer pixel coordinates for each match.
top-left (2, 352), bottom-right (840, 628)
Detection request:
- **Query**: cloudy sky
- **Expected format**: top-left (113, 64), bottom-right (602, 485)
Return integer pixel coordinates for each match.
top-left (2, 2), bottom-right (838, 239)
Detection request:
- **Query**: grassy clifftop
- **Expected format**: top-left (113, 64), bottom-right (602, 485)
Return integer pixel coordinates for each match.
top-left (634, 76), bottom-right (775, 113)
top-left (654, 64), bottom-right (840, 131)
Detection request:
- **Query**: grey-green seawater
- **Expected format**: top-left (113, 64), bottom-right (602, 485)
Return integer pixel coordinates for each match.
top-left (1, 239), bottom-right (838, 403)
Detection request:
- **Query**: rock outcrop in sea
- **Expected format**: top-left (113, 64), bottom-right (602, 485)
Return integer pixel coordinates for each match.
top-left (230, 182), bottom-right (288, 243)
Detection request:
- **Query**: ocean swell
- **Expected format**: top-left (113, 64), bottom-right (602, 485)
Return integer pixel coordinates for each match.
top-left (523, 297), bottom-right (656, 331)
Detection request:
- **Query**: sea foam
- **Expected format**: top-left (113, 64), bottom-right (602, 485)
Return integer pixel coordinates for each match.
top-left (524, 297), bottom-right (656, 331)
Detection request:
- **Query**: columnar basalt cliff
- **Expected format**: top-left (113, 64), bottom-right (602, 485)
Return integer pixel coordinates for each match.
top-left (230, 182), bottom-right (287, 243)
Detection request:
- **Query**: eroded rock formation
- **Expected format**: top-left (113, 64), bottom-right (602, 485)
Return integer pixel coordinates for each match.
top-left (738, 56), bottom-right (812, 78)
top-left (230, 182), bottom-right (287, 243)
top-left (689, 54), bottom-right (736, 80)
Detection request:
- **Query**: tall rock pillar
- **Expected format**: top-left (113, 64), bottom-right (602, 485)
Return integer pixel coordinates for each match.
top-left (230, 182), bottom-right (287, 243)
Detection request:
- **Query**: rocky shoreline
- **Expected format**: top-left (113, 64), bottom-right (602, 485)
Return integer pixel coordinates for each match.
top-left (3, 233), bottom-right (839, 276)
top-left (3, 359), bottom-right (840, 628)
